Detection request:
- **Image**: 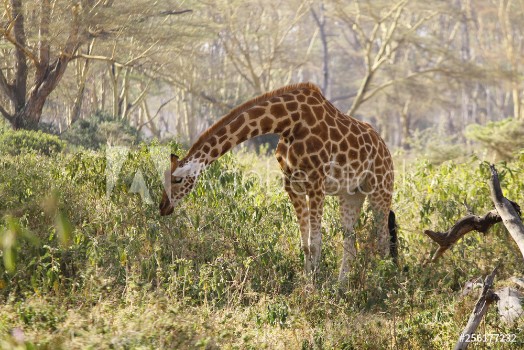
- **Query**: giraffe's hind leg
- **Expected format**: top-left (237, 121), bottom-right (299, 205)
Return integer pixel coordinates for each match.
top-left (338, 192), bottom-right (366, 284)
top-left (368, 190), bottom-right (393, 258)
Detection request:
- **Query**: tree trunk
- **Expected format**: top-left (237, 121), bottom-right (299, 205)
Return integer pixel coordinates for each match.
top-left (139, 99), bottom-right (160, 137)
top-left (11, 55), bottom-right (76, 129)
top-left (110, 63), bottom-right (121, 118)
top-left (499, 0), bottom-right (522, 120)
top-left (399, 98), bottom-right (411, 149)
top-left (71, 39), bottom-right (96, 125)
top-left (11, 102), bottom-right (44, 130)
top-left (11, 0), bottom-right (28, 111)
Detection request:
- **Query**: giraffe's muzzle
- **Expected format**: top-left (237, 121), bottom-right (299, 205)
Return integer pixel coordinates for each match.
top-left (159, 192), bottom-right (175, 216)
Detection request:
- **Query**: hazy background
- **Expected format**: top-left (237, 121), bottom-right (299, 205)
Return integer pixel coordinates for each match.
top-left (1, 0), bottom-right (524, 161)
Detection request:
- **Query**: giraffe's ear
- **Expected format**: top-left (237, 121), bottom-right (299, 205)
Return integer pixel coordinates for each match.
top-left (170, 154), bottom-right (179, 173)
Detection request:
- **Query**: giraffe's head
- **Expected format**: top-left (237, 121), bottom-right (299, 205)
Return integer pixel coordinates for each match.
top-left (159, 154), bottom-right (199, 216)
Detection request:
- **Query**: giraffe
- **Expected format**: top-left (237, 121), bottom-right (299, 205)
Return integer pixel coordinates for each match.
top-left (159, 82), bottom-right (396, 283)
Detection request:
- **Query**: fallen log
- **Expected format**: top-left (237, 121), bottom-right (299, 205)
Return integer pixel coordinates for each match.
top-left (496, 286), bottom-right (523, 325)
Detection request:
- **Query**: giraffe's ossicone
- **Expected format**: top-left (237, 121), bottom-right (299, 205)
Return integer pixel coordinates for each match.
top-left (159, 82), bottom-right (396, 283)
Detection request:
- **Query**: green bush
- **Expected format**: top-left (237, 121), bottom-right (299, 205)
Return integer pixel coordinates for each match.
top-left (0, 129), bottom-right (65, 156)
top-left (61, 111), bottom-right (140, 150)
top-left (404, 128), bottom-right (465, 164)
top-left (465, 117), bottom-right (524, 160)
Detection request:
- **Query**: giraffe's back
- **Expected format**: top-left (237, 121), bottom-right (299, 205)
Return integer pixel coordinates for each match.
top-left (275, 88), bottom-right (393, 197)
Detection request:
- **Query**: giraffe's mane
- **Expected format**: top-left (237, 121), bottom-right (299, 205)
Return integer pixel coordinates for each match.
top-left (185, 82), bottom-right (322, 159)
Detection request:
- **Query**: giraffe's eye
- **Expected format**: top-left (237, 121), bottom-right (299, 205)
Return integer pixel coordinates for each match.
top-left (173, 177), bottom-right (183, 184)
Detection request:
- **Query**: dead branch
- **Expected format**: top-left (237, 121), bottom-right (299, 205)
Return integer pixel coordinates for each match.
top-left (454, 266), bottom-right (499, 350)
top-left (159, 9), bottom-right (193, 16)
top-left (430, 165), bottom-right (524, 348)
top-left (424, 166), bottom-right (521, 261)
top-left (424, 209), bottom-right (507, 262)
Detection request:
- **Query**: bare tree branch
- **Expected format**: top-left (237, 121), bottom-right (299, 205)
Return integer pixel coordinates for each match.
top-left (311, 2), bottom-right (330, 96)
top-left (424, 209), bottom-right (508, 261)
top-left (137, 96), bottom-right (176, 131)
top-left (137, 9), bottom-right (193, 22)
top-left (159, 9), bottom-right (193, 16)
top-left (72, 38), bottom-right (159, 69)
top-left (425, 164), bottom-right (524, 262)
top-left (360, 68), bottom-right (443, 104)
top-left (71, 54), bottom-right (124, 66)
top-left (454, 266), bottom-right (499, 350)
top-left (346, 0), bottom-right (408, 116)
top-left (337, 0), bottom-right (439, 117)
top-left (0, 14), bottom-right (39, 65)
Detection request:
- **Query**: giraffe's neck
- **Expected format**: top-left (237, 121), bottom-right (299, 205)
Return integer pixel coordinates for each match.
top-left (178, 85), bottom-right (314, 175)
top-left (174, 83), bottom-right (325, 175)
top-left (183, 101), bottom-right (293, 171)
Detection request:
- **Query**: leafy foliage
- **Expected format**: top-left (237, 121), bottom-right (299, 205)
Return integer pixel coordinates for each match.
top-left (61, 111), bottom-right (140, 150)
top-left (404, 128), bottom-right (465, 164)
top-left (465, 118), bottom-right (524, 160)
top-left (0, 129), bottom-right (65, 156)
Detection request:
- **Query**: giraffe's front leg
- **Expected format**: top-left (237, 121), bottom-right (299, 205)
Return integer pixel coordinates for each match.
top-left (307, 186), bottom-right (325, 275)
top-left (338, 193), bottom-right (365, 285)
top-left (284, 179), bottom-right (312, 273)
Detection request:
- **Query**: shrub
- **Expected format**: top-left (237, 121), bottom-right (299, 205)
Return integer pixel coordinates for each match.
top-left (465, 117), bottom-right (524, 160)
top-left (0, 129), bottom-right (65, 156)
top-left (61, 111), bottom-right (140, 150)
top-left (404, 128), bottom-right (465, 164)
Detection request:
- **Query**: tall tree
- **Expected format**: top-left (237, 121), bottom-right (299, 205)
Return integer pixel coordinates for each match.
top-left (0, 0), bottom-right (84, 129)
top-left (0, 0), bottom-right (192, 129)
top-left (332, 0), bottom-right (440, 117)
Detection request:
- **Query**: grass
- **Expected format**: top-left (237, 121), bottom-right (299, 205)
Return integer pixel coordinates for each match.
top-left (1, 145), bottom-right (523, 349)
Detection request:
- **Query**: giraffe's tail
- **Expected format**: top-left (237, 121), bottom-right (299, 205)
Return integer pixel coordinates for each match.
top-left (388, 210), bottom-right (398, 263)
